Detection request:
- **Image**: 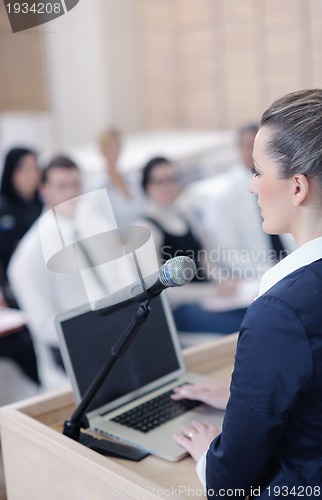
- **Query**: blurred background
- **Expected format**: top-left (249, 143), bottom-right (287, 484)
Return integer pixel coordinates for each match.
top-left (1, 0), bottom-right (322, 182)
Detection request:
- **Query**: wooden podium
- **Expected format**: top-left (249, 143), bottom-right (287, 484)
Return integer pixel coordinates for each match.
top-left (0, 334), bottom-right (237, 500)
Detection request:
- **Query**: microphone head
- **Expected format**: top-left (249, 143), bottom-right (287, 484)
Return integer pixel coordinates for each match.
top-left (159, 256), bottom-right (197, 287)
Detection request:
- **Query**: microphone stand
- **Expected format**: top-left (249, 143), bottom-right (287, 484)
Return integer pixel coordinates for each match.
top-left (63, 299), bottom-right (152, 459)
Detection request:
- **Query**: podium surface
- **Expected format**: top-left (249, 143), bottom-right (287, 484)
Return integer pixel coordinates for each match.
top-left (0, 334), bottom-right (237, 500)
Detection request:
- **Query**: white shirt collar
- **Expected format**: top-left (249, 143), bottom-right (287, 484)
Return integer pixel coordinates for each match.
top-left (258, 236), bottom-right (322, 297)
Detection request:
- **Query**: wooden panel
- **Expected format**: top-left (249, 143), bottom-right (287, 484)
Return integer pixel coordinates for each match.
top-left (138, 0), bottom-right (322, 129)
top-left (0, 3), bottom-right (48, 111)
top-left (176, 0), bottom-right (213, 28)
top-left (139, 0), bottom-right (173, 29)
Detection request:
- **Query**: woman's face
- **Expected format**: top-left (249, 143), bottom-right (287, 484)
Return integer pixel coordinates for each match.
top-left (146, 163), bottom-right (180, 205)
top-left (249, 127), bottom-right (296, 235)
top-left (13, 154), bottom-right (40, 200)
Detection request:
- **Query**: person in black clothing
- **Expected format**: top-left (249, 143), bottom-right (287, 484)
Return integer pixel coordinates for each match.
top-left (0, 147), bottom-right (42, 388)
top-left (137, 157), bottom-right (247, 334)
top-left (0, 147), bottom-right (43, 284)
top-left (141, 157), bottom-right (207, 280)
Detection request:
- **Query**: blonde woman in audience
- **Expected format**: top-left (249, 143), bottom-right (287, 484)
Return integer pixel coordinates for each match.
top-left (92, 129), bottom-right (144, 227)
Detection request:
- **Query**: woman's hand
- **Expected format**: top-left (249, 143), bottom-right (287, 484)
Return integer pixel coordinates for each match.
top-left (173, 420), bottom-right (220, 462)
top-left (171, 379), bottom-right (229, 410)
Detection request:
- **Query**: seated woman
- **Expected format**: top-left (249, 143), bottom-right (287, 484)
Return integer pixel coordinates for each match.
top-left (0, 147), bottom-right (42, 391)
top-left (136, 156), bottom-right (247, 335)
top-left (0, 147), bottom-right (43, 288)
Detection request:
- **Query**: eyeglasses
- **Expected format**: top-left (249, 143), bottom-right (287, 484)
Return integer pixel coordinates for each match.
top-left (148, 176), bottom-right (178, 186)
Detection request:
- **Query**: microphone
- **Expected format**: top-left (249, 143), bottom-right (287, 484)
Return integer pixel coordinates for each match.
top-left (96, 256), bottom-right (197, 315)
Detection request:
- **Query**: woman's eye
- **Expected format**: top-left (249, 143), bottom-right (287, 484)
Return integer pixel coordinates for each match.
top-left (251, 168), bottom-right (259, 177)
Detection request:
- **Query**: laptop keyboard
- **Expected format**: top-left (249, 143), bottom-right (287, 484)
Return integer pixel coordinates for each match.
top-left (111, 385), bottom-right (201, 433)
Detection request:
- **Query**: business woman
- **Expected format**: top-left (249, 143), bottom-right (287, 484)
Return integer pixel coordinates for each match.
top-left (0, 147), bottom-right (42, 284)
top-left (172, 88), bottom-right (322, 498)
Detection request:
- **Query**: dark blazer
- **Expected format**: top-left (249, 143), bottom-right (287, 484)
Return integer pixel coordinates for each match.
top-left (206, 259), bottom-right (322, 499)
top-left (0, 195), bottom-right (43, 283)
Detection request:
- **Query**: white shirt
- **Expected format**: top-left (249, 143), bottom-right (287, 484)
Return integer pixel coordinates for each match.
top-left (258, 236), bottom-right (322, 297)
top-left (196, 236), bottom-right (322, 489)
top-left (8, 216), bottom-right (90, 391)
top-left (178, 165), bottom-right (296, 277)
top-left (8, 195), bottom-right (154, 391)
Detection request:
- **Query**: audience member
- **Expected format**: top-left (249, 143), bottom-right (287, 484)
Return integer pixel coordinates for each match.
top-left (0, 147), bottom-right (42, 396)
top-left (178, 124), bottom-right (296, 281)
top-left (136, 157), bottom-right (248, 335)
top-left (8, 156), bottom-right (88, 391)
top-left (172, 88), bottom-right (322, 495)
top-left (0, 147), bottom-right (43, 288)
top-left (88, 129), bottom-right (144, 227)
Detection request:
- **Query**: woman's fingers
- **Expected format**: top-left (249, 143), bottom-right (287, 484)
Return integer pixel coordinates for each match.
top-left (173, 420), bottom-right (220, 462)
top-left (171, 380), bottom-right (229, 410)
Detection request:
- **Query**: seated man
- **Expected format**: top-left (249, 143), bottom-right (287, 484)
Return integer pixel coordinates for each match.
top-left (178, 123), bottom-right (296, 281)
top-left (8, 155), bottom-right (151, 392)
top-left (8, 156), bottom-right (87, 391)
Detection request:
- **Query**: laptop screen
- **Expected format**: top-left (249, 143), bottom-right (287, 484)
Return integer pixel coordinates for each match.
top-left (56, 295), bottom-right (184, 417)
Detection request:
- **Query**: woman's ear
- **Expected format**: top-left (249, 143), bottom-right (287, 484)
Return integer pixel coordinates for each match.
top-left (293, 174), bottom-right (309, 206)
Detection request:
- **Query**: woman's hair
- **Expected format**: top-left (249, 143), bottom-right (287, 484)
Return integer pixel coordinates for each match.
top-left (0, 147), bottom-right (37, 200)
top-left (141, 156), bottom-right (171, 192)
top-left (98, 129), bottom-right (121, 152)
top-left (260, 88), bottom-right (322, 185)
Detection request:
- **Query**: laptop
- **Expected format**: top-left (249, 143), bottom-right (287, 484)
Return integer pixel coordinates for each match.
top-left (55, 294), bottom-right (224, 461)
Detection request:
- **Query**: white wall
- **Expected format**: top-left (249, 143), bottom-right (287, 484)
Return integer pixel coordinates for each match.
top-left (43, 0), bottom-right (109, 150)
top-left (42, 0), bottom-right (144, 151)
top-left (101, 0), bottom-right (144, 133)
